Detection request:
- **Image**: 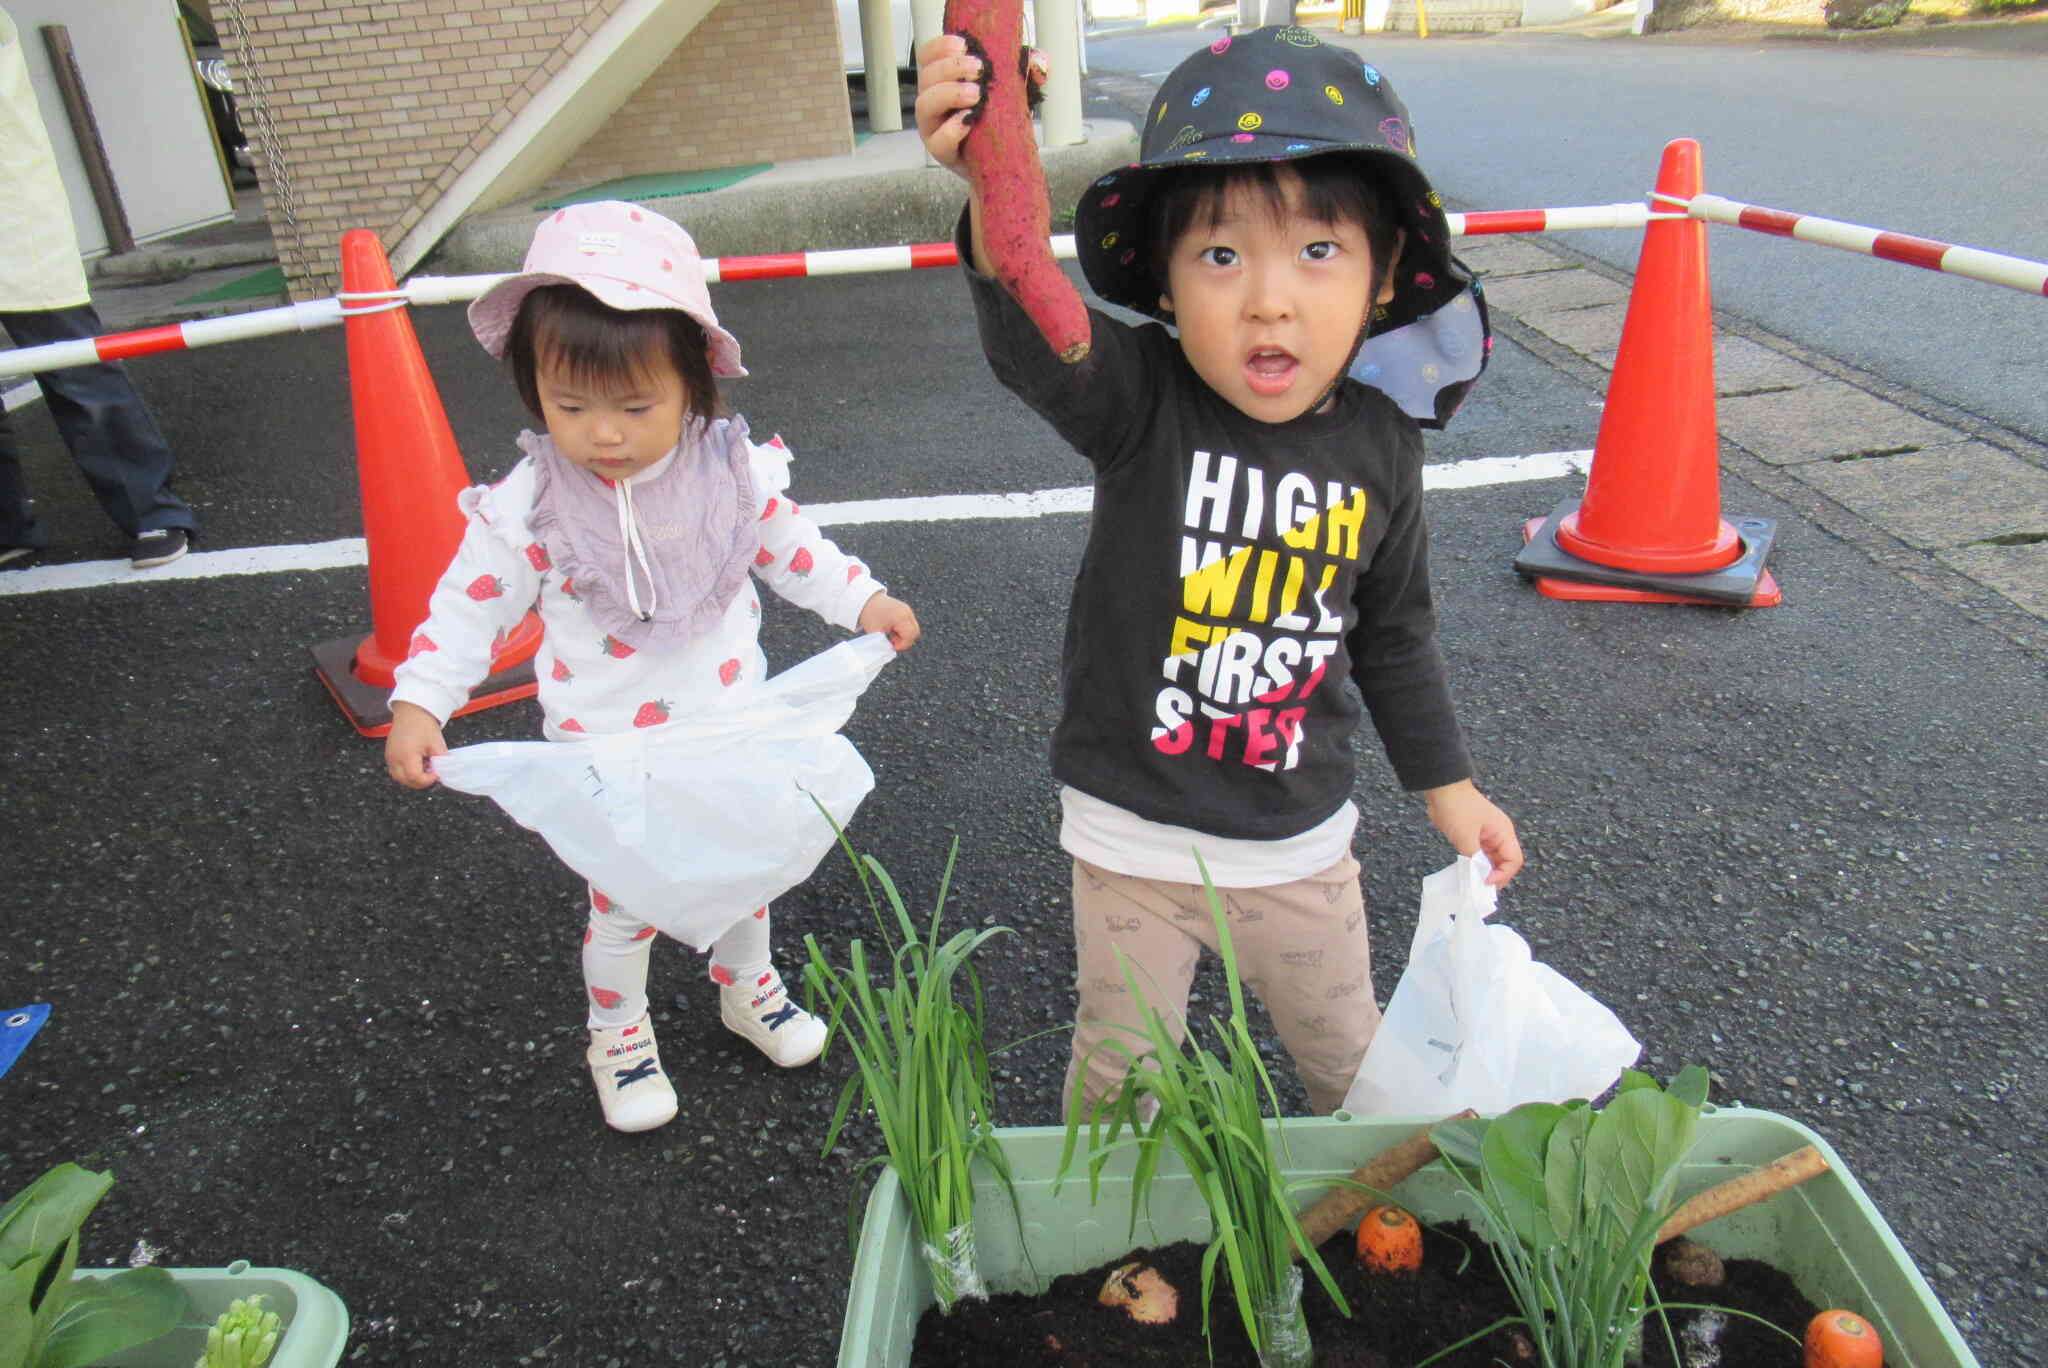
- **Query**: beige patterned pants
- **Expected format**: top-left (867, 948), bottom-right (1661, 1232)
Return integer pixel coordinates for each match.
top-left (1064, 854), bottom-right (1381, 1119)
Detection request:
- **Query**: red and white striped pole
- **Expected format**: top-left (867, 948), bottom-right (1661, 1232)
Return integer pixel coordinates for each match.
top-left (0, 297), bottom-right (349, 382)
top-left (1671, 191), bottom-right (2048, 297)
top-left (9, 195), bottom-right (2038, 383)
top-left (1447, 202), bottom-right (1656, 236)
top-left (0, 204), bottom-right (1655, 382)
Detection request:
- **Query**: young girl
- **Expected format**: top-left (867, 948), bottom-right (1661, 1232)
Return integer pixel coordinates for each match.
top-left (385, 200), bottom-right (920, 1133)
top-left (917, 28), bottom-right (1519, 1117)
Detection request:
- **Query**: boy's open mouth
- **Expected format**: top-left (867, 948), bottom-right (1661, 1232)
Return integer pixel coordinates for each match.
top-left (1244, 347), bottom-right (1299, 397)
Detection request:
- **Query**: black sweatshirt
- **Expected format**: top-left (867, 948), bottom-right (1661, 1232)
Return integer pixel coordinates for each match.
top-left (967, 258), bottom-right (1474, 842)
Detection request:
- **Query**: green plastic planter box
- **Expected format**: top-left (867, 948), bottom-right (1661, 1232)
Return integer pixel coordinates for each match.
top-left (839, 1108), bottom-right (1981, 1368)
top-left (71, 1261), bottom-right (349, 1368)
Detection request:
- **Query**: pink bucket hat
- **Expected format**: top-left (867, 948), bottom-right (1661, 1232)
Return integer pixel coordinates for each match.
top-left (467, 200), bottom-right (745, 377)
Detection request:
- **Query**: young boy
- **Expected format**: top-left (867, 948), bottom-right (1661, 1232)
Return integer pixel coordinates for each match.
top-left (916, 26), bottom-right (1522, 1115)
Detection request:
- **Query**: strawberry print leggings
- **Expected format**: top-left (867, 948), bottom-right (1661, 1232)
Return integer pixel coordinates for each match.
top-left (582, 888), bottom-right (771, 1030)
top-left (1065, 854), bottom-right (1381, 1118)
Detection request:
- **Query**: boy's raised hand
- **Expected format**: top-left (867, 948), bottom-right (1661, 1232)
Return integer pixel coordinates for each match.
top-left (915, 34), bottom-right (1049, 181)
top-left (916, 33), bottom-right (983, 180)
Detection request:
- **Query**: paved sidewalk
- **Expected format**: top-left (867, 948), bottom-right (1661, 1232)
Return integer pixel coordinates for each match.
top-left (1461, 234), bottom-right (2048, 649)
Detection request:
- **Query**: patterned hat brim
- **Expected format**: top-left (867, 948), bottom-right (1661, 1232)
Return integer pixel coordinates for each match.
top-left (1074, 142), bottom-right (1463, 337)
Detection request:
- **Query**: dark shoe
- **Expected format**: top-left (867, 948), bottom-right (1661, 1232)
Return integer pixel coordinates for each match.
top-left (0, 546), bottom-right (33, 569)
top-left (129, 528), bottom-right (190, 569)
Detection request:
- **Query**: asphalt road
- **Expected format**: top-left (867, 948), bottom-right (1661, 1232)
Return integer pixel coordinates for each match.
top-left (1090, 19), bottom-right (2048, 445)
top-left (3, 116), bottom-right (2044, 1368)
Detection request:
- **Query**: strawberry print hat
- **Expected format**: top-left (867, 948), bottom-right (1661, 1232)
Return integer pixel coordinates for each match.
top-left (468, 200), bottom-right (746, 377)
top-left (1073, 26), bottom-right (1489, 427)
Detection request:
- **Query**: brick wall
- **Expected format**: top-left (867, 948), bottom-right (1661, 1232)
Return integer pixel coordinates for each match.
top-left (560, 0), bottom-right (852, 189)
top-left (222, 0), bottom-right (852, 299)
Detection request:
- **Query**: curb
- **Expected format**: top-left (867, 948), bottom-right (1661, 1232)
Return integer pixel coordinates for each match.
top-left (1754, 9), bottom-right (2048, 39)
top-left (423, 126), bottom-right (1141, 275)
top-left (89, 239), bottom-right (278, 286)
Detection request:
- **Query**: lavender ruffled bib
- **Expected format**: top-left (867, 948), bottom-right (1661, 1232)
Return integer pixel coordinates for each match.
top-left (524, 417), bottom-right (760, 651)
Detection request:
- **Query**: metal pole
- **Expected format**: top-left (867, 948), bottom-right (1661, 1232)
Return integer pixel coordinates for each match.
top-left (860, 0), bottom-right (905, 134)
top-left (1034, 0), bottom-right (1084, 147)
top-left (1679, 192), bottom-right (2048, 296)
top-left (911, 0), bottom-right (944, 166)
top-left (17, 192), bottom-right (2035, 385)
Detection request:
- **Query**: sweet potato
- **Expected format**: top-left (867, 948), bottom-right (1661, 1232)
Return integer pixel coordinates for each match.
top-left (946, 0), bottom-right (1090, 363)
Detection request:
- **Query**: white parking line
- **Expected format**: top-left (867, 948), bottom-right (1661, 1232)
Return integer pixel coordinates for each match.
top-left (0, 449), bottom-right (1591, 597)
top-left (0, 537), bottom-right (372, 596)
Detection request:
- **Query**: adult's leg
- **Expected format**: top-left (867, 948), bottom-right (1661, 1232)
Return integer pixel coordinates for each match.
top-left (0, 306), bottom-right (196, 540)
top-left (0, 396), bottom-right (46, 550)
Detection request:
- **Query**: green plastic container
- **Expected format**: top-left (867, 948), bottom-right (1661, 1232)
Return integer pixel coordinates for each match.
top-left (71, 1261), bottom-right (349, 1368)
top-left (839, 1108), bottom-right (1981, 1367)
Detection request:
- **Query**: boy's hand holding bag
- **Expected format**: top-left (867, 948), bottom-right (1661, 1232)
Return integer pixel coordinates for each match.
top-left (1340, 853), bottom-right (1640, 1117)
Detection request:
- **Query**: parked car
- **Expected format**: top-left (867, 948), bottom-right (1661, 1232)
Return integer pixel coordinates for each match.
top-left (180, 2), bottom-right (255, 183)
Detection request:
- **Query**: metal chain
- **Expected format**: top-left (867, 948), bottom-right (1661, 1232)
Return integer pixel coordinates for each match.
top-left (219, 0), bottom-right (297, 230)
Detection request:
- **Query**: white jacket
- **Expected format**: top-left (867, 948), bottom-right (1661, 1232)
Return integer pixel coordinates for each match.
top-left (391, 431), bottom-right (883, 739)
top-left (0, 8), bottom-right (90, 312)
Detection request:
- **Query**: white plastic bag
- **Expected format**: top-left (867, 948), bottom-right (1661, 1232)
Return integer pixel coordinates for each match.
top-left (1340, 853), bottom-right (1640, 1116)
top-left (431, 633), bottom-right (892, 949)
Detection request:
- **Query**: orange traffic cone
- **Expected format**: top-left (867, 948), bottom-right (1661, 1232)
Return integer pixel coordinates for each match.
top-left (1515, 138), bottom-right (1781, 607)
top-left (310, 229), bottom-right (542, 736)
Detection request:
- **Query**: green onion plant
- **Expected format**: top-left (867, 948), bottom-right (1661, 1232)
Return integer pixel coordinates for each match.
top-left (1056, 860), bottom-right (1353, 1368)
top-left (801, 830), bottom-right (1018, 1315)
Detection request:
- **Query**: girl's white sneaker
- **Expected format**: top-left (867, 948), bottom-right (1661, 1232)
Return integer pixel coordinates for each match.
top-left (587, 1015), bottom-right (679, 1132)
top-left (719, 967), bottom-right (827, 1068)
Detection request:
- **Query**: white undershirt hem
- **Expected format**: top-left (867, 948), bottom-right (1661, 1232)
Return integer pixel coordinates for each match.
top-left (1058, 786), bottom-right (1358, 888)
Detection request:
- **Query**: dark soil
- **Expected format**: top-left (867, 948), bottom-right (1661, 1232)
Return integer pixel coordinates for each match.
top-left (911, 1221), bottom-right (1819, 1366)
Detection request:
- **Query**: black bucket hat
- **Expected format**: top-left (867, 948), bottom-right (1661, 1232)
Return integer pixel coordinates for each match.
top-left (1074, 26), bottom-right (1490, 427)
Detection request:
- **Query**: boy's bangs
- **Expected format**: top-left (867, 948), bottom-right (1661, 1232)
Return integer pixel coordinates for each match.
top-left (1152, 159), bottom-right (1401, 291)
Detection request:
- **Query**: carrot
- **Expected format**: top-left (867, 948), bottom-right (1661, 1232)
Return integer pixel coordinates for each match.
top-left (944, 0), bottom-right (1089, 363)
top-left (1294, 1112), bottom-right (1472, 1257)
top-left (1355, 1204), bottom-right (1423, 1275)
top-left (1805, 1309), bottom-right (1883, 1368)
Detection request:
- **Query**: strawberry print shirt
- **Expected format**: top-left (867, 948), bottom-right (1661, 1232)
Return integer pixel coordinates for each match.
top-left (390, 425), bottom-right (882, 738)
